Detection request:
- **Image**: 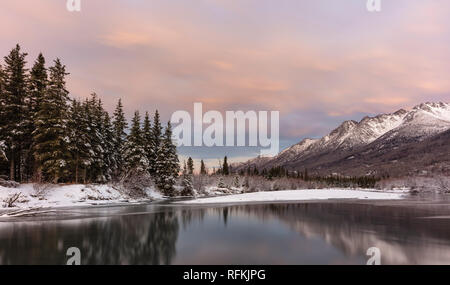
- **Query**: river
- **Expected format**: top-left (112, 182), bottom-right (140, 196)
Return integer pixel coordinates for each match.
top-left (1, 195), bottom-right (450, 265)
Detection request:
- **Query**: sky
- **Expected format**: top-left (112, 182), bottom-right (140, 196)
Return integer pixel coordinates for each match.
top-left (1, 0), bottom-right (449, 169)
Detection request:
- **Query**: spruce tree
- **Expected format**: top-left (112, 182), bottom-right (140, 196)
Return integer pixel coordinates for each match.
top-left (2, 44), bottom-right (28, 181)
top-left (0, 64), bottom-right (6, 162)
top-left (233, 175), bottom-right (240, 188)
top-left (187, 157), bottom-right (194, 175)
top-left (67, 99), bottom-right (90, 183)
top-left (0, 141), bottom-right (6, 162)
top-left (112, 99), bottom-right (127, 176)
top-left (142, 112), bottom-right (153, 174)
top-left (33, 59), bottom-right (70, 183)
top-left (149, 110), bottom-right (162, 175)
top-left (86, 94), bottom-right (106, 182)
top-left (217, 176), bottom-right (226, 189)
top-left (181, 172), bottom-right (195, 197)
top-left (123, 111), bottom-right (149, 176)
top-left (25, 53), bottom-right (48, 180)
top-left (223, 156), bottom-right (229, 175)
top-left (200, 159), bottom-right (207, 175)
top-left (101, 109), bottom-right (116, 181)
top-left (155, 121), bottom-right (180, 196)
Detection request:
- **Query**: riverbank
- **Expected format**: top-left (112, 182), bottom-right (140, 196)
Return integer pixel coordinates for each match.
top-left (1, 183), bottom-right (409, 217)
top-left (0, 183), bottom-right (163, 215)
top-left (178, 189), bottom-right (408, 205)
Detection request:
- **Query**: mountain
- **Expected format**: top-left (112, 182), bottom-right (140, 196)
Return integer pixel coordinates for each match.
top-left (236, 102), bottom-right (450, 177)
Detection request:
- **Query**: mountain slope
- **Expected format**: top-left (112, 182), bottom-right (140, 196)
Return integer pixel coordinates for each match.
top-left (236, 102), bottom-right (450, 177)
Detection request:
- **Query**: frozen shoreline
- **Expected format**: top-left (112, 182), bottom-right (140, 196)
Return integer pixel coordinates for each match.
top-left (0, 184), bottom-right (408, 217)
top-left (178, 189), bottom-right (407, 205)
top-left (0, 184), bottom-right (163, 215)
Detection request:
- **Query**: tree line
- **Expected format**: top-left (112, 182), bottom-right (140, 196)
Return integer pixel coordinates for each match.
top-left (237, 166), bottom-right (379, 188)
top-left (0, 45), bottom-right (180, 195)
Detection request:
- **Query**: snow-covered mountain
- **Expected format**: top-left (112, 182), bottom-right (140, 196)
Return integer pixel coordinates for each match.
top-left (379, 102), bottom-right (450, 142)
top-left (236, 102), bottom-right (450, 176)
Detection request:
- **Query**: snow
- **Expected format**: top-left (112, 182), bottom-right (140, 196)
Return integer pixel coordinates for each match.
top-left (0, 184), bottom-right (163, 212)
top-left (236, 102), bottom-right (450, 170)
top-left (178, 189), bottom-right (406, 204)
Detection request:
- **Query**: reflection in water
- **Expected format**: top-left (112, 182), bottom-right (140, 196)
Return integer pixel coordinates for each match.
top-left (230, 203), bottom-right (450, 264)
top-left (1, 200), bottom-right (450, 265)
top-left (0, 208), bottom-right (179, 265)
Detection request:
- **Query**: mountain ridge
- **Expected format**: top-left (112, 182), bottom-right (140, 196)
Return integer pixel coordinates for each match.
top-left (235, 102), bottom-right (450, 177)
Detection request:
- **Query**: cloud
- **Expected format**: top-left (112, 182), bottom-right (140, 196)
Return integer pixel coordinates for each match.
top-left (1, 0), bottom-right (449, 159)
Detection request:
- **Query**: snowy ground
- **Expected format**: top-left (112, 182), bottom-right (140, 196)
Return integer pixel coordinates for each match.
top-left (0, 184), bottom-right (163, 214)
top-left (178, 189), bottom-right (407, 204)
top-left (0, 184), bottom-right (408, 216)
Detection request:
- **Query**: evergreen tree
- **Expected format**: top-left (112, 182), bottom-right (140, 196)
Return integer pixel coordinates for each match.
top-left (112, 99), bottom-right (127, 176)
top-left (0, 65), bottom-right (6, 163)
top-left (217, 176), bottom-right (226, 189)
top-left (155, 121), bottom-right (180, 196)
top-left (200, 159), bottom-right (207, 175)
top-left (123, 111), bottom-right (149, 175)
top-left (142, 112), bottom-right (153, 174)
top-left (33, 59), bottom-right (70, 183)
top-left (86, 94), bottom-right (107, 182)
top-left (25, 53), bottom-right (48, 180)
top-left (233, 175), bottom-right (240, 188)
top-left (2, 44), bottom-right (28, 181)
top-left (0, 141), bottom-right (6, 162)
top-left (222, 156), bottom-right (229, 176)
top-left (149, 110), bottom-right (162, 175)
top-left (181, 173), bottom-right (195, 197)
top-left (187, 157), bottom-right (194, 175)
top-left (67, 99), bottom-right (90, 183)
top-left (101, 109), bottom-right (116, 181)
top-left (181, 161), bottom-right (195, 196)
top-left (28, 53), bottom-right (47, 121)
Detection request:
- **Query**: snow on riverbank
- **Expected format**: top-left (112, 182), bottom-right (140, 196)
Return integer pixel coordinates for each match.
top-left (178, 189), bottom-right (407, 204)
top-left (0, 184), bottom-right (163, 212)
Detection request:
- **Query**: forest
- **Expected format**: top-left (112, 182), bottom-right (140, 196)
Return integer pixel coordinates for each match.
top-left (0, 44), bottom-right (180, 196)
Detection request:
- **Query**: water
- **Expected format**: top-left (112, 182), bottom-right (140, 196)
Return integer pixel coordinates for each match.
top-left (1, 197), bottom-right (450, 265)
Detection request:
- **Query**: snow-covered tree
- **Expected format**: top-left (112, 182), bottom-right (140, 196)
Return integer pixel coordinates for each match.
top-left (24, 53), bottom-right (48, 180)
top-left (67, 99), bottom-right (91, 183)
top-left (1, 44), bottom-right (28, 181)
top-left (0, 65), bottom-right (6, 162)
top-left (217, 176), bottom-right (226, 189)
top-left (155, 122), bottom-right (180, 196)
top-left (33, 59), bottom-right (71, 183)
top-left (187, 157), bottom-right (194, 175)
top-left (181, 173), bottom-right (195, 197)
top-left (68, 95), bottom-right (115, 183)
top-left (112, 99), bottom-right (127, 176)
top-left (142, 112), bottom-right (153, 174)
top-left (85, 94), bottom-right (108, 182)
top-left (149, 110), bottom-right (162, 175)
top-left (123, 111), bottom-right (149, 176)
top-left (233, 175), bottom-right (240, 188)
top-left (0, 140), bottom-right (6, 162)
top-left (101, 109), bottom-right (116, 181)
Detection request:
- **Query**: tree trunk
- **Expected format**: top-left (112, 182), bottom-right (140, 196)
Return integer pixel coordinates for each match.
top-left (9, 155), bottom-right (15, 181)
top-left (75, 154), bottom-right (79, 184)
